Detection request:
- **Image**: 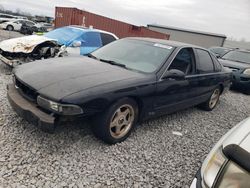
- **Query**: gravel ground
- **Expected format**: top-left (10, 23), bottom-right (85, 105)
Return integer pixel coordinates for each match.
top-left (0, 30), bottom-right (23, 42)
top-left (0, 32), bottom-right (250, 187)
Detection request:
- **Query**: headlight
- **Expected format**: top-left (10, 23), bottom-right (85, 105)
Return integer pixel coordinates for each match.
top-left (202, 147), bottom-right (226, 187)
top-left (37, 96), bottom-right (83, 115)
top-left (243, 69), bottom-right (250, 75)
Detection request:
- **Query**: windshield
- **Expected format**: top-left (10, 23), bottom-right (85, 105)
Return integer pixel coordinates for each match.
top-left (210, 47), bottom-right (230, 56)
top-left (44, 27), bottom-right (85, 46)
top-left (222, 51), bottom-right (250, 64)
top-left (91, 39), bottom-right (175, 73)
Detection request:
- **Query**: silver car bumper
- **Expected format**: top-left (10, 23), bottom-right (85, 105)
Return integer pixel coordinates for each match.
top-left (190, 178), bottom-right (197, 188)
top-left (0, 54), bottom-right (19, 67)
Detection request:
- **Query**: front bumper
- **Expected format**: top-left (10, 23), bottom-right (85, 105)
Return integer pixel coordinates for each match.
top-left (0, 54), bottom-right (17, 67)
top-left (7, 84), bottom-right (56, 132)
top-left (190, 169), bottom-right (202, 188)
top-left (231, 72), bottom-right (250, 90)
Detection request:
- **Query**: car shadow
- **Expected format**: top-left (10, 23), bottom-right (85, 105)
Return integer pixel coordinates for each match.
top-left (229, 87), bottom-right (249, 95)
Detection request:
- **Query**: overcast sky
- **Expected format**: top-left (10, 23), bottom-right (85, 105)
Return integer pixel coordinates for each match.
top-left (1, 0), bottom-right (250, 41)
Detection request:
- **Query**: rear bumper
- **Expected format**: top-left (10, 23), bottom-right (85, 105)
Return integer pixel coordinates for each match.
top-left (7, 84), bottom-right (56, 132)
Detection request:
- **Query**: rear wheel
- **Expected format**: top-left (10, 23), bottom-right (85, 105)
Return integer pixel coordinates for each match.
top-left (92, 98), bottom-right (138, 144)
top-left (199, 87), bottom-right (221, 111)
top-left (243, 89), bottom-right (250, 95)
top-left (6, 25), bottom-right (14, 31)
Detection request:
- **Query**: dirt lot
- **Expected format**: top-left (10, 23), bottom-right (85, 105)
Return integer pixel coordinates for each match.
top-left (0, 30), bottom-right (250, 188)
top-left (0, 30), bottom-right (23, 42)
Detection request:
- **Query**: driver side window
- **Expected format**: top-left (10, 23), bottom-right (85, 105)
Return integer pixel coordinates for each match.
top-left (168, 48), bottom-right (195, 75)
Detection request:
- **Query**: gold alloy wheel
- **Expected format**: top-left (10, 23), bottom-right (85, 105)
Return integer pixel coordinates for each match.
top-left (209, 89), bottom-right (220, 109)
top-left (109, 104), bottom-right (135, 139)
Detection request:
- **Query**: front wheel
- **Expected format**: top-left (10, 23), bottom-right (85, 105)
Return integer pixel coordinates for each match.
top-left (199, 87), bottom-right (221, 111)
top-left (92, 98), bottom-right (138, 144)
top-left (6, 25), bottom-right (14, 31)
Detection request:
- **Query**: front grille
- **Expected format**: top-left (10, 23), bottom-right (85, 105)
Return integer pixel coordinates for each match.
top-left (15, 77), bottom-right (38, 102)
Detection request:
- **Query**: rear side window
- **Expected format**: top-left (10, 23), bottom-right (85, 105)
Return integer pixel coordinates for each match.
top-left (211, 54), bottom-right (222, 72)
top-left (84, 32), bottom-right (102, 47)
top-left (100, 33), bottom-right (116, 46)
top-left (196, 49), bottom-right (214, 73)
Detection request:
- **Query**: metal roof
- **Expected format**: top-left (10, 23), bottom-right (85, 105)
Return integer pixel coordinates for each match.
top-left (148, 24), bottom-right (227, 38)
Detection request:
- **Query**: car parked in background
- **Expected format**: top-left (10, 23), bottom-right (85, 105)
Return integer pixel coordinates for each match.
top-left (0, 19), bottom-right (41, 31)
top-left (0, 13), bottom-right (26, 23)
top-left (20, 22), bottom-right (47, 35)
top-left (0, 26), bottom-right (118, 67)
top-left (7, 38), bottom-right (231, 144)
top-left (190, 117), bottom-right (250, 188)
top-left (209, 46), bottom-right (233, 58)
top-left (219, 49), bottom-right (250, 94)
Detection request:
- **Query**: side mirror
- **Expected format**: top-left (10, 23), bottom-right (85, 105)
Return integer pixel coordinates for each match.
top-left (72, 41), bottom-right (82, 47)
top-left (162, 69), bottom-right (185, 80)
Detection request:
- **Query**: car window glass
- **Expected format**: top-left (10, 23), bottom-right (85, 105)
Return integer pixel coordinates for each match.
top-left (215, 161), bottom-right (250, 188)
top-left (92, 39), bottom-right (174, 73)
top-left (168, 48), bottom-right (195, 75)
top-left (196, 49), bottom-right (214, 73)
top-left (211, 54), bottom-right (222, 72)
top-left (100, 33), bottom-right (116, 46)
top-left (222, 51), bottom-right (250, 64)
top-left (83, 32), bottom-right (102, 47)
top-left (26, 21), bottom-right (34, 26)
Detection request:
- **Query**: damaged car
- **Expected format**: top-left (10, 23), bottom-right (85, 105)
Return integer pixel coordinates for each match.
top-left (0, 25), bottom-right (118, 67)
top-left (7, 38), bottom-right (231, 144)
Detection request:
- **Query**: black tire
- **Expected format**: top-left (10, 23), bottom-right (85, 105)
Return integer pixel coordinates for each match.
top-left (92, 98), bottom-right (138, 144)
top-left (243, 89), bottom-right (250, 95)
top-left (199, 87), bottom-right (221, 111)
top-left (6, 25), bottom-right (14, 31)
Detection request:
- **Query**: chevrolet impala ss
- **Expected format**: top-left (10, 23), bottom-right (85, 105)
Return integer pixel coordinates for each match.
top-left (7, 38), bottom-right (232, 144)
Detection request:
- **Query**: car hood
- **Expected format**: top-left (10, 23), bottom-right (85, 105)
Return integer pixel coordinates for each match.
top-left (14, 56), bottom-right (146, 101)
top-left (219, 59), bottom-right (250, 70)
top-left (222, 117), bottom-right (250, 152)
top-left (0, 35), bottom-right (57, 53)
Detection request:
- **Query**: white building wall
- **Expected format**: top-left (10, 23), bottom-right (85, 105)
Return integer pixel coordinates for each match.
top-left (148, 26), bottom-right (225, 48)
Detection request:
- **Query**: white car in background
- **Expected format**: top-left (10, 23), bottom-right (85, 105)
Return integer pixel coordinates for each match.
top-left (191, 117), bottom-right (250, 188)
top-left (0, 13), bottom-right (17, 23)
top-left (0, 19), bottom-right (40, 31)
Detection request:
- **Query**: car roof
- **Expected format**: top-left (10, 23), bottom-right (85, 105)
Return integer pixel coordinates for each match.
top-left (67, 25), bottom-right (119, 39)
top-left (125, 37), bottom-right (203, 49)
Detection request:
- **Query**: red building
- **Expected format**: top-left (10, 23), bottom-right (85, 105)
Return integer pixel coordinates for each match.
top-left (55, 7), bottom-right (170, 40)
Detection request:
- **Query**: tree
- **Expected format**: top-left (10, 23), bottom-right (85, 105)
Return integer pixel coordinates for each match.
top-left (0, 4), bottom-right (4, 12)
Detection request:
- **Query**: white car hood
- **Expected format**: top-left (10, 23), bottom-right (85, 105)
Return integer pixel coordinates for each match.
top-left (0, 35), bottom-right (57, 53)
top-left (222, 117), bottom-right (250, 152)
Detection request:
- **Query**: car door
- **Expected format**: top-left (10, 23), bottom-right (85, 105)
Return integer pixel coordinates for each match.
top-left (194, 48), bottom-right (219, 98)
top-left (13, 20), bottom-right (22, 31)
top-left (154, 47), bottom-right (199, 114)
